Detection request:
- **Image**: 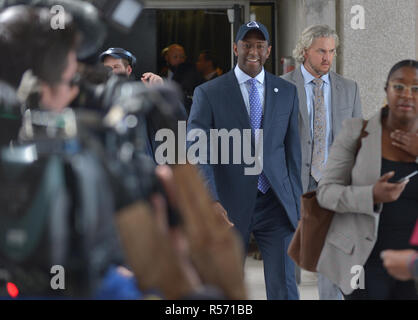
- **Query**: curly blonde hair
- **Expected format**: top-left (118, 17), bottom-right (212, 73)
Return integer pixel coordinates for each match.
top-left (293, 25), bottom-right (339, 64)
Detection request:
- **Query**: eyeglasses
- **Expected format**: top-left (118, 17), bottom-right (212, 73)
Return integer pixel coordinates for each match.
top-left (388, 81), bottom-right (418, 96)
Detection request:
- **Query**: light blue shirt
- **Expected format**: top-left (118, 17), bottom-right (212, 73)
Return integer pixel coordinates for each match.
top-left (234, 65), bottom-right (265, 116)
top-left (300, 64), bottom-right (333, 161)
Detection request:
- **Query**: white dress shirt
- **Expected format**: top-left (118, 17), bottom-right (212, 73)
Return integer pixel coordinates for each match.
top-left (300, 64), bottom-right (333, 162)
top-left (234, 65), bottom-right (265, 116)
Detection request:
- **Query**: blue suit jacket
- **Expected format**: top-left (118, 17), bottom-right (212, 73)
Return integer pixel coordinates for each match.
top-left (187, 70), bottom-right (302, 231)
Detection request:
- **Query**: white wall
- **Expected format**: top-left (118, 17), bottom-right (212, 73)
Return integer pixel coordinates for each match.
top-left (338, 0), bottom-right (416, 118)
top-left (277, 0), bottom-right (416, 118)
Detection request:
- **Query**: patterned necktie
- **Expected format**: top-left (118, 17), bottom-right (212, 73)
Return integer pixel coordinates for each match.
top-left (247, 78), bottom-right (270, 193)
top-left (311, 78), bottom-right (327, 182)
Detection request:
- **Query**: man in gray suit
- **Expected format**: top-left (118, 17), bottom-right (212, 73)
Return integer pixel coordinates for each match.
top-left (282, 24), bottom-right (363, 300)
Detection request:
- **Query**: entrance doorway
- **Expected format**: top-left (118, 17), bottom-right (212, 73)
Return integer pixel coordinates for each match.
top-left (99, 1), bottom-right (276, 79)
top-left (157, 10), bottom-right (231, 77)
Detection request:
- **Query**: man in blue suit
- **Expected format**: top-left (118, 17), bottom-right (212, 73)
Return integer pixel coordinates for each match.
top-left (187, 21), bottom-right (302, 300)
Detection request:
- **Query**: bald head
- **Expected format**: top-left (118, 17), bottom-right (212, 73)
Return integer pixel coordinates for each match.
top-left (166, 44), bottom-right (186, 68)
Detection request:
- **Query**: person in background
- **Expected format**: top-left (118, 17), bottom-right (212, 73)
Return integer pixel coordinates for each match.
top-left (159, 47), bottom-right (169, 78)
top-left (99, 47), bottom-right (183, 160)
top-left (99, 47), bottom-right (163, 86)
top-left (160, 44), bottom-right (204, 115)
top-left (196, 50), bottom-right (219, 82)
top-left (160, 44), bottom-right (186, 79)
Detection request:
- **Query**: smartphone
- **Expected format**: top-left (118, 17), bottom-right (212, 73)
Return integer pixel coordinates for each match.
top-left (391, 170), bottom-right (418, 183)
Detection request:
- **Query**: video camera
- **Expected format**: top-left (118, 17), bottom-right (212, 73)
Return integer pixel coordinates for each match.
top-left (15, 54), bottom-right (185, 215)
top-left (2, 0), bottom-right (185, 209)
top-left (0, 0), bottom-right (184, 298)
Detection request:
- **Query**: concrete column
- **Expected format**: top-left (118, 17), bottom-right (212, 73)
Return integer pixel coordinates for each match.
top-left (277, 0), bottom-right (336, 73)
top-left (337, 0), bottom-right (417, 118)
top-left (304, 0), bottom-right (336, 29)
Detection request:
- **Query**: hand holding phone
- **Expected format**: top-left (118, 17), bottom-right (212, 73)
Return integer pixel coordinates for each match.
top-left (391, 170), bottom-right (418, 183)
top-left (373, 171), bottom-right (410, 204)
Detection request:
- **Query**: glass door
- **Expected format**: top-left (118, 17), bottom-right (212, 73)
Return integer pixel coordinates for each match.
top-left (146, 0), bottom-right (248, 73)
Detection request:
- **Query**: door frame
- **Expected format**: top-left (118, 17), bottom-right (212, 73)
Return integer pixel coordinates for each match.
top-left (146, 1), bottom-right (279, 74)
top-left (146, 0), bottom-right (250, 70)
top-left (145, 0), bottom-right (250, 19)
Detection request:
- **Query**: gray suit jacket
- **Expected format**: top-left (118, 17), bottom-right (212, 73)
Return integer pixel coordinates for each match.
top-left (316, 110), bottom-right (384, 295)
top-left (281, 67), bottom-right (363, 192)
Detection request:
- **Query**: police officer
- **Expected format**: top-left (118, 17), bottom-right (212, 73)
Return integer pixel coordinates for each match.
top-left (99, 47), bottom-right (164, 86)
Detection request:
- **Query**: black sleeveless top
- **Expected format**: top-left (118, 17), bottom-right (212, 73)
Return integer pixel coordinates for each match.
top-left (369, 158), bottom-right (418, 259)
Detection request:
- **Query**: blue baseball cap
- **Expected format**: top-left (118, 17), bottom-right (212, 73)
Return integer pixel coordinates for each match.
top-left (235, 21), bottom-right (269, 43)
top-left (99, 48), bottom-right (137, 68)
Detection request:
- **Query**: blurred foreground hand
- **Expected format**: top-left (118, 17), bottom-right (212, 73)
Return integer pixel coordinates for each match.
top-left (116, 164), bottom-right (247, 300)
top-left (381, 249), bottom-right (416, 281)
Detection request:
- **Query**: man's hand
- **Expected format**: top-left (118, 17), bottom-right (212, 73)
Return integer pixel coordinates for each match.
top-left (372, 171), bottom-right (408, 204)
top-left (390, 130), bottom-right (418, 157)
top-left (381, 249), bottom-right (416, 281)
top-left (141, 72), bottom-right (164, 86)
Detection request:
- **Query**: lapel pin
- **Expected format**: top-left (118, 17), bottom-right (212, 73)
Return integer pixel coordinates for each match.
top-left (274, 88), bottom-right (278, 93)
